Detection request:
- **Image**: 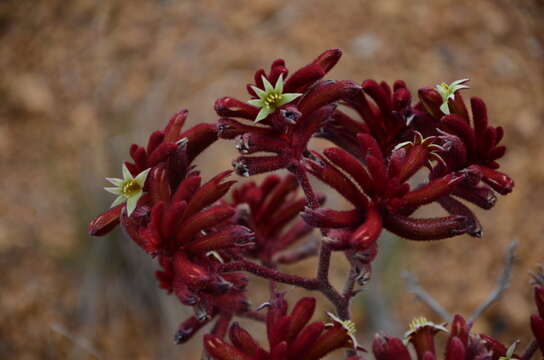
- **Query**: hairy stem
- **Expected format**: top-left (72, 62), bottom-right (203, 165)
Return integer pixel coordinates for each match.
top-left (219, 260), bottom-right (320, 290)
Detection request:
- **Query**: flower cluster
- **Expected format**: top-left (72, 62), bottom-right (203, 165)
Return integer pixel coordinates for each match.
top-left (89, 110), bottom-right (254, 343)
top-left (204, 293), bottom-right (362, 360)
top-left (229, 173), bottom-right (317, 264)
top-left (373, 281), bottom-right (544, 360)
top-left (87, 49), bottom-right (526, 360)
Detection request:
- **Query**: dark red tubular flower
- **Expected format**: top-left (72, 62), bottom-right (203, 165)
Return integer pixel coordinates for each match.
top-left (204, 293), bottom-right (362, 360)
top-left (230, 173), bottom-right (320, 264)
top-left (372, 333), bottom-right (411, 360)
top-left (215, 49), bottom-right (364, 178)
top-left (531, 314), bottom-right (544, 356)
top-left (404, 317), bottom-right (448, 360)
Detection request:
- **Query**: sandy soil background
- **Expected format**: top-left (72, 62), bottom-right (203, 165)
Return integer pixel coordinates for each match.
top-left (1, 0), bottom-right (543, 359)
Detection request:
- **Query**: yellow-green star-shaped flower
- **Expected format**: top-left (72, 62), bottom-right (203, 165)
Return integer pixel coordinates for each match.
top-left (435, 78), bottom-right (470, 115)
top-left (499, 341), bottom-right (519, 360)
top-left (104, 164), bottom-right (150, 216)
top-left (247, 75), bottom-right (302, 123)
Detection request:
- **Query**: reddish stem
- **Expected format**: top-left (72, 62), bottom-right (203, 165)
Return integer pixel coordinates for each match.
top-left (219, 260), bottom-right (320, 290)
top-left (291, 161), bottom-right (352, 320)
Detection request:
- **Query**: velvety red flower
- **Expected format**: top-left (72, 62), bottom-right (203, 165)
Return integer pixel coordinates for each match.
top-left (204, 293), bottom-right (362, 360)
top-left (230, 173), bottom-right (320, 264)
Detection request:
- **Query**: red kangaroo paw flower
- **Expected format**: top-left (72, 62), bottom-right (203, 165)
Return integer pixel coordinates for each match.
top-left (438, 196), bottom-right (482, 237)
top-left (372, 333), bottom-right (411, 360)
top-left (179, 123), bottom-right (218, 163)
top-left (398, 172), bottom-right (466, 208)
top-left (284, 63), bottom-right (325, 93)
top-left (229, 322), bottom-right (265, 357)
top-left (148, 165), bottom-right (172, 204)
top-left (362, 79), bottom-right (392, 117)
top-left (174, 315), bottom-right (211, 344)
top-left (311, 48), bottom-right (343, 74)
top-left (384, 213), bottom-right (470, 241)
top-left (204, 334), bottom-right (252, 360)
top-left (298, 80), bottom-right (362, 115)
top-left (287, 297), bottom-right (316, 343)
top-left (183, 171), bottom-right (235, 218)
top-left (163, 109), bottom-right (188, 142)
top-left (418, 87), bottom-right (444, 118)
top-left (172, 175), bottom-right (201, 203)
top-left (470, 97), bottom-right (489, 140)
top-left (479, 334), bottom-right (507, 359)
top-left (173, 252), bottom-right (212, 289)
top-left (350, 206), bottom-right (383, 251)
top-left (288, 321), bottom-right (326, 359)
top-left (531, 314), bottom-right (544, 355)
top-left (476, 165), bottom-right (514, 195)
top-left (88, 204), bottom-right (123, 236)
top-left (405, 318), bottom-right (448, 360)
top-left (324, 147), bottom-right (374, 195)
top-left (441, 114), bottom-right (477, 155)
top-left (449, 314), bottom-right (471, 347)
top-left (185, 225), bottom-right (255, 254)
top-left (291, 104), bottom-right (336, 158)
top-left (215, 97), bottom-right (259, 119)
top-left (445, 336), bottom-right (466, 360)
top-left (453, 183), bottom-right (497, 209)
top-left (175, 206), bottom-right (235, 244)
top-left (146, 130), bottom-right (165, 155)
top-left (306, 152), bottom-right (368, 209)
top-left (146, 142), bottom-right (178, 168)
top-left (302, 321), bottom-right (357, 360)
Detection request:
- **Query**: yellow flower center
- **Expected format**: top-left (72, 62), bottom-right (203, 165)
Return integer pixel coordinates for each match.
top-left (264, 92), bottom-right (282, 109)
top-left (122, 179), bottom-right (141, 196)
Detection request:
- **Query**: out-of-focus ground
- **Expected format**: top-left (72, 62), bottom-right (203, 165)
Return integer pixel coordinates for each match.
top-left (1, 0), bottom-right (543, 359)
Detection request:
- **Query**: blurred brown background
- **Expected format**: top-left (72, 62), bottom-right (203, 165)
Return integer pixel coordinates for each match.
top-left (1, 0), bottom-right (543, 359)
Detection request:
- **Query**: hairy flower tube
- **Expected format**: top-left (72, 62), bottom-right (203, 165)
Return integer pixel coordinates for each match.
top-left (229, 173), bottom-right (317, 264)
